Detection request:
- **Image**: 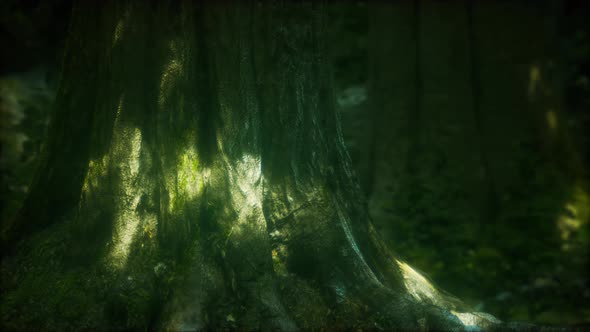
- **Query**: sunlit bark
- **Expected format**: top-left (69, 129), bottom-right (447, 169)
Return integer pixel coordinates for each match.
top-left (2, 1), bottom-right (503, 330)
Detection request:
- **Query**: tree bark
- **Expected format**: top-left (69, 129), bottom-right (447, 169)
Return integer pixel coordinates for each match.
top-left (2, 1), bottom-right (502, 330)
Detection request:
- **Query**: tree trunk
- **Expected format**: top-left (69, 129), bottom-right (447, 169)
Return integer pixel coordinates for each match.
top-left (1, 1), bottom-right (502, 330)
top-left (366, 0), bottom-right (496, 277)
top-left (365, 0), bottom-right (589, 322)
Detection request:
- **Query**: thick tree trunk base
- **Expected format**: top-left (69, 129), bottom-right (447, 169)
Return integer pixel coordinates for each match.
top-left (1, 188), bottom-right (502, 331)
top-left (0, 228), bottom-right (493, 331)
top-left (0, 1), bottom-right (507, 331)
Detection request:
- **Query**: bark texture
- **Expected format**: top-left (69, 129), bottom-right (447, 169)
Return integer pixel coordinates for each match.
top-left (2, 1), bottom-right (503, 330)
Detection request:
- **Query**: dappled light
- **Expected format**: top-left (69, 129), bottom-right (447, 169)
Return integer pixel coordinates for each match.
top-left (107, 125), bottom-right (143, 269)
top-left (166, 145), bottom-right (207, 212)
top-left (224, 153), bottom-right (265, 237)
top-left (397, 259), bottom-right (441, 306)
top-left (80, 155), bottom-right (110, 197)
top-left (527, 64), bottom-right (541, 99)
top-left (76, 94), bottom-right (154, 269)
top-left (112, 20), bottom-right (124, 47)
top-left (546, 109), bottom-right (559, 131)
top-left (1, 1), bottom-right (589, 330)
top-left (158, 41), bottom-right (183, 110)
top-left (557, 184), bottom-right (590, 250)
top-left (451, 310), bottom-right (500, 327)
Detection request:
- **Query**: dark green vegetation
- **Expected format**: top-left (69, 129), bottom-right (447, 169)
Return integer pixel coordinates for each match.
top-left (1, 0), bottom-right (589, 330)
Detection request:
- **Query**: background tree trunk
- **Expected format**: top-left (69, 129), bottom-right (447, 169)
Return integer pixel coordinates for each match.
top-left (367, 0), bottom-right (495, 276)
top-left (364, 0), bottom-right (589, 322)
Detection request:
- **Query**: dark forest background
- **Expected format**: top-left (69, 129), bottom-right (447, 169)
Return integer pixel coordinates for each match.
top-left (1, 0), bottom-right (589, 325)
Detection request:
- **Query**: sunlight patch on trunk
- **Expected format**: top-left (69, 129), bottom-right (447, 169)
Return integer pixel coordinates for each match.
top-left (81, 155), bottom-right (110, 196)
top-left (111, 6), bottom-right (130, 47)
top-left (396, 259), bottom-right (441, 305)
top-left (178, 147), bottom-right (200, 198)
top-left (112, 20), bottom-right (124, 47)
top-left (108, 126), bottom-right (144, 269)
top-left (165, 145), bottom-right (210, 213)
top-left (451, 310), bottom-right (501, 328)
top-left (225, 153), bottom-right (265, 235)
top-left (170, 146), bottom-right (207, 210)
top-left (158, 41), bottom-right (183, 109)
